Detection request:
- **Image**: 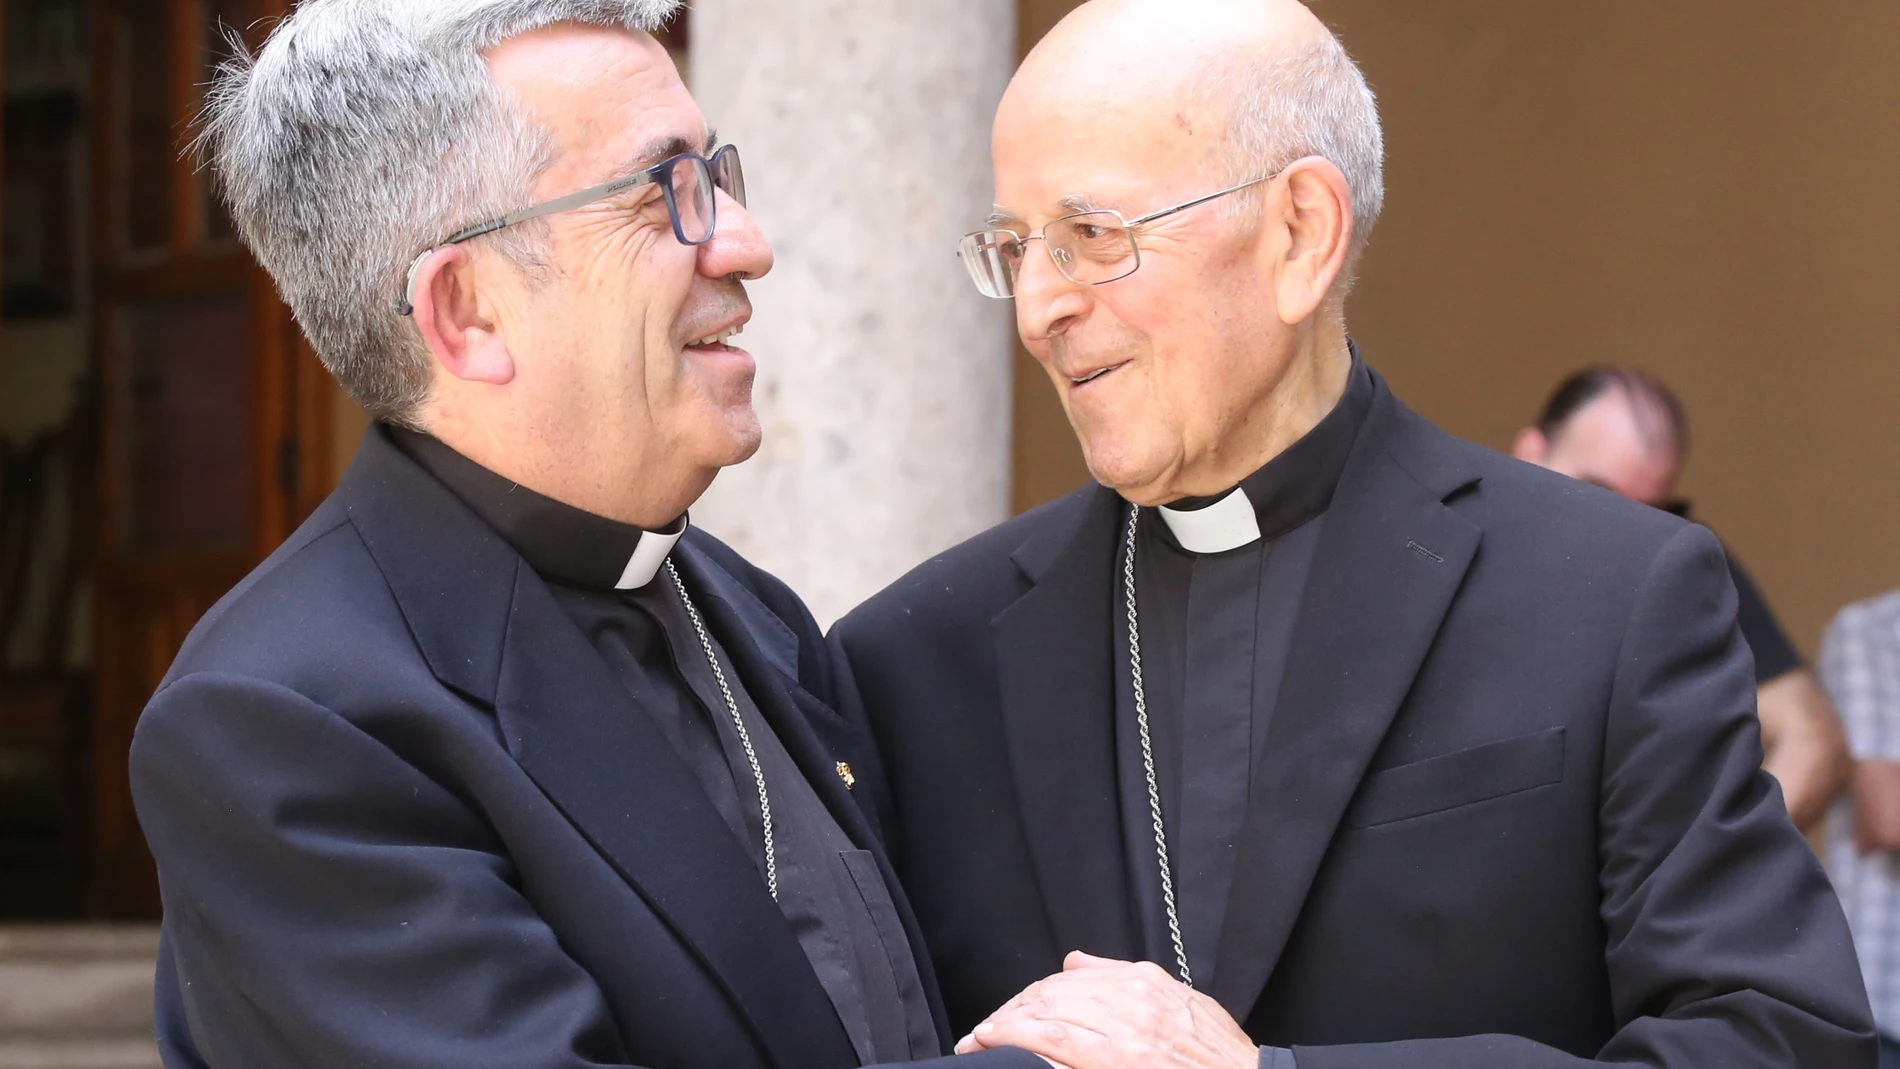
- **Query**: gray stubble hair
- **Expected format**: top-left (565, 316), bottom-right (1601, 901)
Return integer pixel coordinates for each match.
top-left (198, 0), bottom-right (683, 426)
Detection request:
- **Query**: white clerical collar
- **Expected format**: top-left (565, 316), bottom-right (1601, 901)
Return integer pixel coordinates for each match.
top-left (1157, 488), bottom-right (1262, 553)
top-left (614, 516), bottom-right (689, 590)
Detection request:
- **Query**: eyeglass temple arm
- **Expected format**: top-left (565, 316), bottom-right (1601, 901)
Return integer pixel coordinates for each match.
top-left (439, 171), bottom-right (660, 246)
top-left (1124, 171), bottom-right (1281, 228)
top-left (397, 171), bottom-right (661, 315)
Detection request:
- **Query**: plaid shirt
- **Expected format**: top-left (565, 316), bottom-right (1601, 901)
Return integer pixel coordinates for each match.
top-left (1822, 589), bottom-right (1900, 1042)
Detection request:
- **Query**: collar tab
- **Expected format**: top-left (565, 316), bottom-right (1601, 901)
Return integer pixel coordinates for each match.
top-left (615, 517), bottom-right (689, 590)
top-left (1157, 489), bottom-right (1262, 553)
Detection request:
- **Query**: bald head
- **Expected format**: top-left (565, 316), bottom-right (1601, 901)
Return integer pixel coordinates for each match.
top-left (1513, 368), bottom-right (1690, 508)
top-left (1013, 0), bottom-right (1330, 115)
top-left (1001, 0), bottom-right (1382, 264)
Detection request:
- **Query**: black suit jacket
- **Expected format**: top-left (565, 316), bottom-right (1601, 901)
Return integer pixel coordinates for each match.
top-left (834, 373), bottom-right (1875, 1067)
top-left (129, 428), bottom-right (1039, 1069)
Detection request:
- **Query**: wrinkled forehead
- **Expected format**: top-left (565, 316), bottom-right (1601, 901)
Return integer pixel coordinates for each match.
top-left (990, 69), bottom-right (1225, 226)
top-left (485, 23), bottom-right (710, 193)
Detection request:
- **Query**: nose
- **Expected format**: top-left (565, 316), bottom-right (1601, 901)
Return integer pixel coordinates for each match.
top-left (698, 189), bottom-right (774, 281)
top-left (1012, 237), bottom-right (1088, 343)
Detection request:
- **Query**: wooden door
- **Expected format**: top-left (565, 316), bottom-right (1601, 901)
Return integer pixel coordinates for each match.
top-left (88, 0), bottom-right (328, 917)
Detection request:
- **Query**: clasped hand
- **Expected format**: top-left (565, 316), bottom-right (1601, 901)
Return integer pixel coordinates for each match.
top-left (955, 951), bottom-right (1258, 1069)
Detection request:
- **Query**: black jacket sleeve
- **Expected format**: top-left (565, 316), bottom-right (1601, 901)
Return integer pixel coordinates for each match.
top-left (1293, 525), bottom-right (1874, 1068)
top-left (133, 672), bottom-right (638, 1069)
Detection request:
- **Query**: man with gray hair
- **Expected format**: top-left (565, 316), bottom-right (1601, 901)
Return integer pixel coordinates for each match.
top-left (834, 1), bottom-right (1874, 1066)
top-left (126, 2), bottom-right (1046, 1067)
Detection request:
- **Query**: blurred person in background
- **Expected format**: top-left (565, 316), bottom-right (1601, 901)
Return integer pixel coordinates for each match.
top-left (1513, 366), bottom-right (1851, 831)
top-left (1822, 593), bottom-right (1900, 1069)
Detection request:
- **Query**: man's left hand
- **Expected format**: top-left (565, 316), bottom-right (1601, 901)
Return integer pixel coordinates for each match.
top-left (955, 952), bottom-right (1257, 1069)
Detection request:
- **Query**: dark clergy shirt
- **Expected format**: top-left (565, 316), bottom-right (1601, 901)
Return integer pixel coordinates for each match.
top-left (391, 429), bottom-right (938, 1066)
top-left (1113, 352), bottom-right (1374, 994)
top-left (1727, 557), bottom-right (1803, 683)
top-left (1664, 504), bottom-right (1804, 685)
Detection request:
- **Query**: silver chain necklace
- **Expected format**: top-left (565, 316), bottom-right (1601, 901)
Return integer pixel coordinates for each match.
top-left (666, 560), bottom-right (778, 901)
top-left (1121, 505), bottom-right (1193, 987)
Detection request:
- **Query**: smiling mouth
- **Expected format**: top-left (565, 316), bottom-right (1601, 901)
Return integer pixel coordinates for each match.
top-left (686, 323), bottom-right (745, 349)
top-left (1069, 363), bottom-right (1125, 386)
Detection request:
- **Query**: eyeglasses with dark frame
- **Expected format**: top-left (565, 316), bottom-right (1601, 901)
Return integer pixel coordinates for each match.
top-left (957, 171), bottom-right (1280, 300)
top-left (397, 143), bottom-right (745, 316)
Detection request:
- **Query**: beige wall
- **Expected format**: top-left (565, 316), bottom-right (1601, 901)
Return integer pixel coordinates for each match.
top-left (1010, 0), bottom-right (1900, 655)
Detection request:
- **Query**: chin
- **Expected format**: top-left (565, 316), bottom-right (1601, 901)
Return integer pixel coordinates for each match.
top-left (708, 407), bottom-right (763, 467)
top-left (1079, 435), bottom-right (1167, 502)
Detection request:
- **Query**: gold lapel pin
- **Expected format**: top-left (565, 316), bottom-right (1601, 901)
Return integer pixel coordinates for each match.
top-left (836, 761), bottom-right (857, 790)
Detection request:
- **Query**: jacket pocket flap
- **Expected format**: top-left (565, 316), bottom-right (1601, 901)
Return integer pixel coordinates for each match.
top-left (1347, 726), bottom-right (1566, 828)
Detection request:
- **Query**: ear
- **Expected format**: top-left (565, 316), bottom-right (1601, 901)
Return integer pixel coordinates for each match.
top-left (1267, 155), bottom-right (1353, 326)
top-left (1510, 427), bottom-right (1549, 464)
top-left (408, 245), bottom-right (516, 387)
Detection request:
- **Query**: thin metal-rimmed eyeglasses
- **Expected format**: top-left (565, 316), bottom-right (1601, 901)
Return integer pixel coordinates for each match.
top-left (397, 143), bottom-right (745, 316)
top-left (957, 171), bottom-right (1279, 299)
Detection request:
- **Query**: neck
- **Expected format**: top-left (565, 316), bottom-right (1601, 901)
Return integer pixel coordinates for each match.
top-left (1146, 323), bottom-right (1353, 506)
top-left (422, 407), bottom-right (707, 530)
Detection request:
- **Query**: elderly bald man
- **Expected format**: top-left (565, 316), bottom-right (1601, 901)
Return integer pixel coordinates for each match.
top-left (833, 1), bottom-right (1874, 1067)
top-left (126, 2), bottom-right (1047, 1067)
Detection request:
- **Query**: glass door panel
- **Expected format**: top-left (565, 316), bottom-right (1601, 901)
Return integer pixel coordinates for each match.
top-left (119, 1), bottom-right (171, 254)
top-left (121, 292), bottom-right (253, 551)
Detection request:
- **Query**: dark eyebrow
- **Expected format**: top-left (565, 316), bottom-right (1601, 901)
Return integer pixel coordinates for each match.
top-left (608, 127), bottom-right (717, 181)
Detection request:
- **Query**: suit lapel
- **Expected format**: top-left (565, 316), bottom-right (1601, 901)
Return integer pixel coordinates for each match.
top-left (992, 486), bottom-right (1142, 962)
top-left (344, 429), bottom-right (855, 1069)
top-left (674, 539), bottom-right (960, 1043)
top-left (673, 541), bottom-right (883, 856)
top-left (493, 562), bottom-right (856, 1069)
top-left (1208, 384), bottom-right (1482, 1017)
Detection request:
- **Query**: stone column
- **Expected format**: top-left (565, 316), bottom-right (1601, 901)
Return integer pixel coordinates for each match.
top-left (689, 0), bottom-right (1018, 627)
